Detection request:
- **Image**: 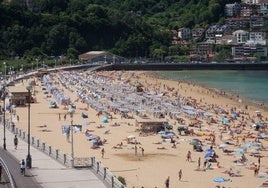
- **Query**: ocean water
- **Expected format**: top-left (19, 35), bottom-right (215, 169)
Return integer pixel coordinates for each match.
top-left (156, 70), bottom-right (268, 105)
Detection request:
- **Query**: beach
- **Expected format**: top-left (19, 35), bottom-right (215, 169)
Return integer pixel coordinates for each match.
top-left (4, 70), bottom-right (268, 188)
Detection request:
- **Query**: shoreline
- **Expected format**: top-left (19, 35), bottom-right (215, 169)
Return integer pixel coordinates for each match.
top-left (148, 71), bottom-right (268, 112)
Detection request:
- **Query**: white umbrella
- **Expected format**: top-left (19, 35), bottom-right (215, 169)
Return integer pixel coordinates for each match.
top-left (127, 135), bottom-right (135, 139)
top-left (219, 143), bottom-right (228, 149)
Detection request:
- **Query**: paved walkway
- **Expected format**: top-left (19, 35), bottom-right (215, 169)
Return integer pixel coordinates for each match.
top-left (0, 124), bottom-right (108, 188)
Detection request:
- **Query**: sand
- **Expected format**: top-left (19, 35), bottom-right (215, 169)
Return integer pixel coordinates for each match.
top-left (5, 70), bottom-right (268, 188)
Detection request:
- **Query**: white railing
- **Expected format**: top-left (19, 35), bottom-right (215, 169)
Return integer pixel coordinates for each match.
top-left (4, 119), bottom-right (125, 188)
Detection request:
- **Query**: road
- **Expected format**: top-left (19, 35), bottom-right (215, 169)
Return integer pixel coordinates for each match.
top-left (0, 148), bottom-right (42, 188)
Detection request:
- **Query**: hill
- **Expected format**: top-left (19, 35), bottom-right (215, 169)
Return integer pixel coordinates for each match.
top-left (0, 0), bottom-right (238, 60)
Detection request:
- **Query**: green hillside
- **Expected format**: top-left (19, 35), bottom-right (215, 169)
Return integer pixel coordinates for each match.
top-left (0, 0), bottom-right (239, 61)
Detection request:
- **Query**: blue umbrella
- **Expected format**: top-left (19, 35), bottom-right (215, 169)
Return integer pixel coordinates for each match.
top-left (204, 149), bottom-right (213, 158)
top-left (101, 117), bottom-right (108, 123)
top-left (236, 149), bottom-right (245, 155)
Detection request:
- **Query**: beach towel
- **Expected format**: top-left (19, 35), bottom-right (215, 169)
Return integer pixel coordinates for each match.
top-left (213, 177), bottom-right (230, 183)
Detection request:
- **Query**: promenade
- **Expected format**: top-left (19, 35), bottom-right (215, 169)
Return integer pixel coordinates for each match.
top-left (0, 124), bottom-right (108, 188)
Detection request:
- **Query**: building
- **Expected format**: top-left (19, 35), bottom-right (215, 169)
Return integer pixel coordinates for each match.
top-left (192, 27), bottom-right (205, 40)
top-left (240, 4), bottom-right (260, 17)
top-left (205, 25), bottom-right (219, 41)
top-left (260, 3), bottom-right (268, 15)
top-left (225, 17), bottom-right (250, 29)
top-left (250, 15), bottom-right (265, 28)
top-left (225, 2), bottom-right (241, 17)
top-left (221, 35), bottom-right (236, 45)
top-left (78, 51), bottom-right (126, 64)
top-left (232, 42), bottom-right (267, 58)
top-left (4, 0), bottom-right (34, 10)
top-left (242, 0), bottom-right (268, 4)
top-left (249, 30), bottom-right (266, 42)
top-left (178, 28), bottom-right (191, 40)
top-left (190, 42), bottom-right (215, 59)
top-left (233, 30), bottom-right (249, 44)
top-left (242, 0), bottom-right (260, 4)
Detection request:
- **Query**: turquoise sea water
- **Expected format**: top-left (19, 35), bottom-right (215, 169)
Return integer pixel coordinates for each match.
top-left (156, 70), bottom-right (268, 105)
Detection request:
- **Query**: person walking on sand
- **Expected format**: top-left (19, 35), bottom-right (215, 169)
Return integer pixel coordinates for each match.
top-left (186, 151), bottom-right (192, 162)
top-left (14, 135), bottom-right (18, 150)
top-left (20, 159), bottom-right (26, 176)
top-left (198, 157), bottom-right (201, 169)
top-left (101, 148), bottom-right (105, 158)
top-left (178, 169), bottom-right (182, 181)
top-left (141, 147), bottom-right (144, 156)
top-left (165, 176), bottom-right (170, 188)
top-left (135, 145), bottom-right (138, 156)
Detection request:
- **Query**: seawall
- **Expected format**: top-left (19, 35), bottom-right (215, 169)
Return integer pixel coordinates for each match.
top-left (95, 63), bottom-right (268, 71)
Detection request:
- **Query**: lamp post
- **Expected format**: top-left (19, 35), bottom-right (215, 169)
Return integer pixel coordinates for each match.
top-left (69, 107), bottom-right (75, 168)
top-left (1, 86), bottom-right (6, 150)
top-left (3, 62), bottom-right (6, 80)
top-left (26, 84), bottom-right (32, 168)
top-left (2, 62), bottom-right (6, 150)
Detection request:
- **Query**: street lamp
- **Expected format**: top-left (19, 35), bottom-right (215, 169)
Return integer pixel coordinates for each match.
top-left (3, 62), bottom-right (6, 81)
top-left (1, 85), bottom-right (7, 150)
top-left (26, 84), bottom-right (33, 168)
top-left (69, 107), bottom-right (75, 168)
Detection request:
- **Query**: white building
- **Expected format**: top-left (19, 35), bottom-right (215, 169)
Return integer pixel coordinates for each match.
top-left (242, 0), bottom-right (268, 4)
top-left (249, 31), bottom-right (266, 43)
top-left (242, 0), bottom-right (260, 4)
top-left (233, 30), bottom-right (249, 44)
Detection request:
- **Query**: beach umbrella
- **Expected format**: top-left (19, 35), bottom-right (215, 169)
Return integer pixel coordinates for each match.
top-left (158, 130), bottom-right (166, 134)
top-left (127, 135), bottom-right (135, 139)
top-left (101, 117), bottom-right (108, 123)
top-left (204, 151), bottom-right (212, 159)
top-left (256, 121), bottom-right (264, 127)
top-left (219, 143), bottom-right (228, 149)
top-left (221, 117), bottom-right (230, 124)
top-left (182, 105), bottom-right (195, 111)
top-left (190, 138), bottom-right (201, 146)
top-left (236, 149), bottom-right (245, 155)
top-left (204, 148), bottom-right (214, 158)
